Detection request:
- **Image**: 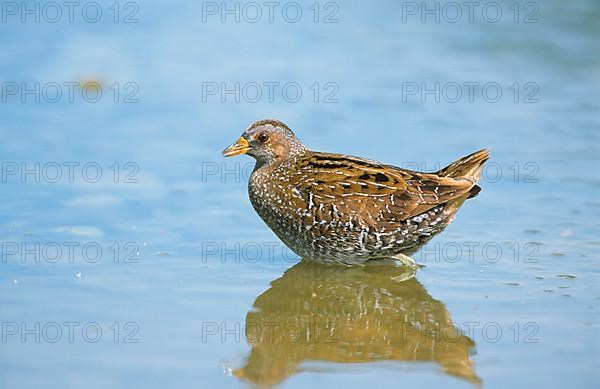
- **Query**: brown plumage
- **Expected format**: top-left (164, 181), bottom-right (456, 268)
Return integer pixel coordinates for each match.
top-left (223, 119), bottom-right (489, 264)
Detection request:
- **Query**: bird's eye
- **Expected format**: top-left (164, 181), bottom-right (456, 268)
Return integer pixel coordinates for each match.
top-left (258, 133), bottom-right (269, 143)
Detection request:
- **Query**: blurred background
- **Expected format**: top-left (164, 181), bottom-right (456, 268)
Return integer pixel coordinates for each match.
top-left (1, 1), bottom-right (599, 388)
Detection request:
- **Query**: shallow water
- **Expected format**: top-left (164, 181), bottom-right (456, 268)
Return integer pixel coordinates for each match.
top-left (1, 0), bottom-right (599, 388)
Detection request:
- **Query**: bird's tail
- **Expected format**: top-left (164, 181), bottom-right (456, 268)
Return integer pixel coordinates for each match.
top-left (437, 149), bottom-right (490, 198)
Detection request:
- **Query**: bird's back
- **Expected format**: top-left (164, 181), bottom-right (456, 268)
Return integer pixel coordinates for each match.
top-left (248, 149), bottom-right (489, 263)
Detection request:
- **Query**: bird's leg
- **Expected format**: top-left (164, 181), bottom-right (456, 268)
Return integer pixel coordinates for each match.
top-left (392, 253), bottom-right (419, 268)
top-left (383, 253), bottom-right (417, 282)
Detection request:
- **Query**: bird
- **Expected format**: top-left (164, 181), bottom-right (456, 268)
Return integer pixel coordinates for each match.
top-left (223, 119), bottom-right (489, 265)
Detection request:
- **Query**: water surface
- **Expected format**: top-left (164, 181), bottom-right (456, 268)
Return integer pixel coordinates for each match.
top-left (1, 1), bottom-right (599, 388)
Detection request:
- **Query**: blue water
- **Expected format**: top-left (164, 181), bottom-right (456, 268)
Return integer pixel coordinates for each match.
top-left (1, 1), bottom-right (599, 388)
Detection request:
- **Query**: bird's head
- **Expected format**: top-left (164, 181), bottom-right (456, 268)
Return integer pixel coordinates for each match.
top-left (222, 119), bottom-right (307, 166)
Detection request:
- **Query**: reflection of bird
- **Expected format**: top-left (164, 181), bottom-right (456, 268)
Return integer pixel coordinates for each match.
top-left (233, 261), bottom-right (481, 387)
top-left (223, 120), bottom-right (489, 264)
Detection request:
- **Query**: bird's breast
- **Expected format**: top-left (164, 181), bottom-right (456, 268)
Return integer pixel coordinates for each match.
top-left (249, 168), bottom-right (300, 224)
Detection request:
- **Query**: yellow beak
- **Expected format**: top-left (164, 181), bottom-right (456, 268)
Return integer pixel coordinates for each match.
top-left (222, 137), bottom-right (250, 157)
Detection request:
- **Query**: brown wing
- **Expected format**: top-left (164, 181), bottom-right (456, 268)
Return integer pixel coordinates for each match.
top-left (289, 152), bottom-right (474, 227)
